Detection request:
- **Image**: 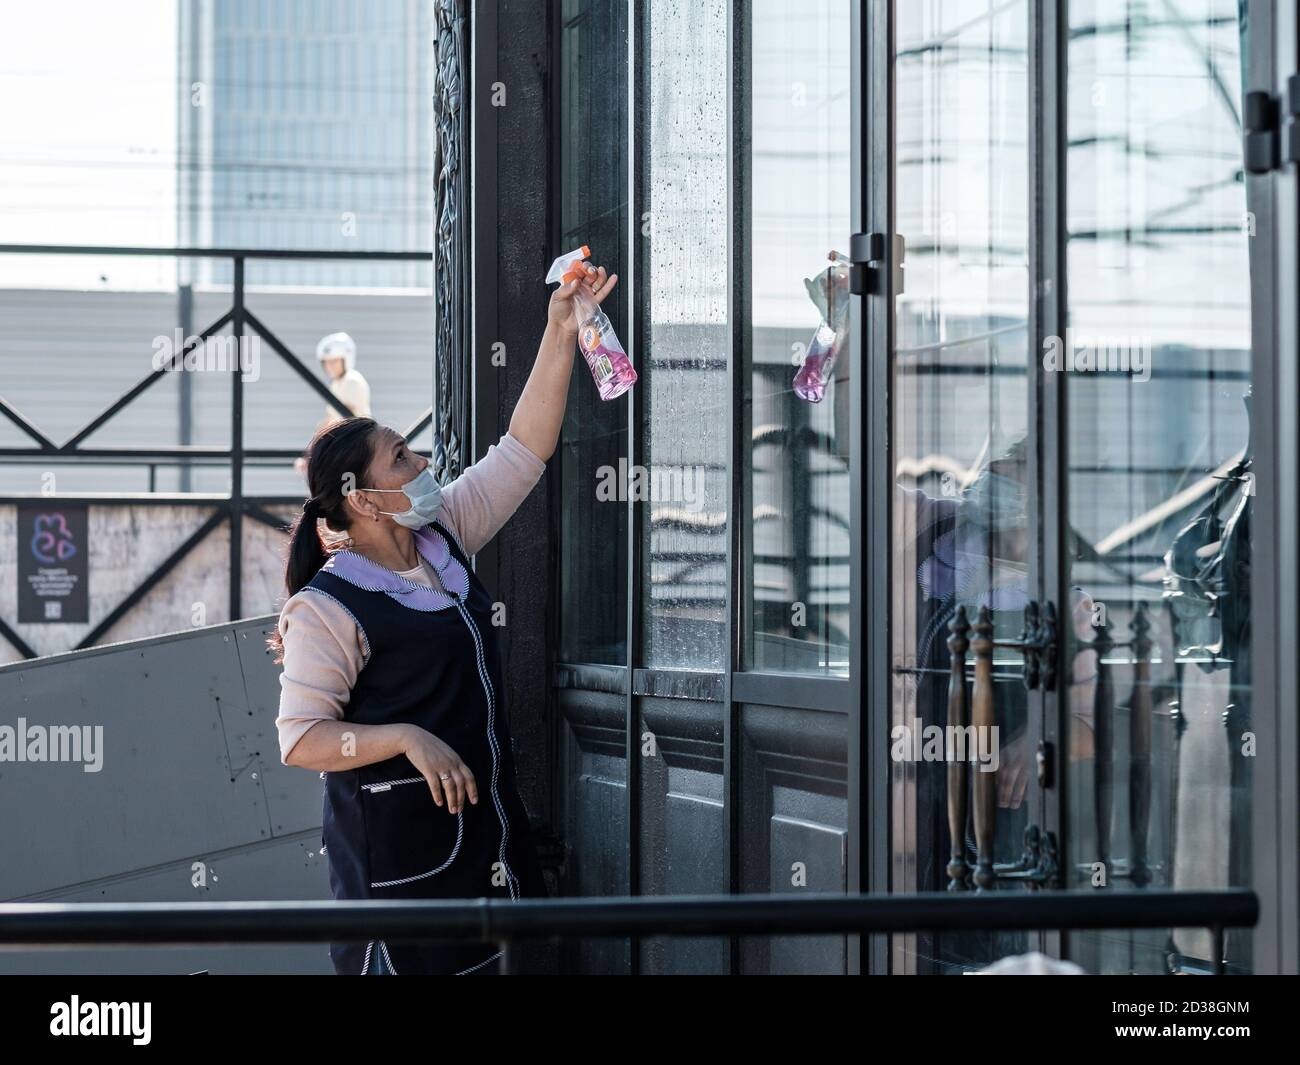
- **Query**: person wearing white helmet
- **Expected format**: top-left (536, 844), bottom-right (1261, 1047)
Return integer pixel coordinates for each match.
top-left (294, 332), bottom-right (374, 478)
top-left (316, 331), bottom-right (372, 423)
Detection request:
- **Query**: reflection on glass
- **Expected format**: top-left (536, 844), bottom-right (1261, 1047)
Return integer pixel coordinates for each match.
top-left (640, 0), bottom-right (730, 669)
top-left (557, 0), bottom-right (630, 665)
top-left (1065, 0), bottom-right (1252, 975)
top-left (890, 0), bottom-right (1029, 973)
top-left (743, 0), bottom-right (852, 674)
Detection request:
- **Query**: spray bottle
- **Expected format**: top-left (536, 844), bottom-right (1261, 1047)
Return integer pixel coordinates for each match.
top-left (547, 244), bottom-right (637, 400)
top-left (793, 251), bottom-right (851, 403)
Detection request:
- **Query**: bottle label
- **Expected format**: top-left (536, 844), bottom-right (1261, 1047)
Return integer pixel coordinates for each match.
top-left (593, 353), bottom-right (614, 384)
top-left (580, 323), bottom-right (601, 352)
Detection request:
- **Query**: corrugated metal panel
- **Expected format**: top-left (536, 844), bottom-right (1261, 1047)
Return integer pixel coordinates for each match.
top-left (0, 614), bottom-right (332, 973)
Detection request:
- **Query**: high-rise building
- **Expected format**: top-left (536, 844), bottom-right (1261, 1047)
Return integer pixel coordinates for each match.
top-left (177, 0), bottom-right (432, 288)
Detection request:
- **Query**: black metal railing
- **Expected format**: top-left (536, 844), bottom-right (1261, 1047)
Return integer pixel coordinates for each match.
top-left (0, 244), bottom-right (433, 659)
top-left (0, 889), bottom-right (1258, 975)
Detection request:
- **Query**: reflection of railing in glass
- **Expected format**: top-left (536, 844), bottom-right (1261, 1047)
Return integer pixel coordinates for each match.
top-left (748, 361), bottom-right (851, 670)
top-left (1080, 602), bottom-right (1155, 887)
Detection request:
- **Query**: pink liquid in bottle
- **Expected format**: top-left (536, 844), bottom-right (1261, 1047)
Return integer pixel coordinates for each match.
top-left (553, 245), bottom-right (639, 400)
top-left (793, 252), bottom-right (851, 403)
top-left (792, 322), bottom-right (838, 403)
top-left (562, 258), bottom-right (637, 401)
top-left (573, 300), bottom-right (637, 401)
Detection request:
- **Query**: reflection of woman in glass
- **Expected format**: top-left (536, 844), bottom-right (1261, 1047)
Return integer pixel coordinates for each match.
top-left (893, 440), bottom-right (1029, 970)
top-left (897, 437), bottom-right (1098, 969)
top-left (902, 441), bottom-right (1031, 794)
top-left (903, 439), bottom-right (1098, 808)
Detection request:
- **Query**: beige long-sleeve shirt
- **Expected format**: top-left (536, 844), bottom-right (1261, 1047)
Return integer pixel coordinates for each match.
top-left (324, 368), bottom-right (372, 422)
top-left (274, 430), bottom-right (546, 765)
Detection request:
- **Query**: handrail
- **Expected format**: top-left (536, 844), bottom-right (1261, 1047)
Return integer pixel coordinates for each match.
top-left (0, 243), bottom-right (429, 260)
top-left (0, 889), bottom-right (1258, 974)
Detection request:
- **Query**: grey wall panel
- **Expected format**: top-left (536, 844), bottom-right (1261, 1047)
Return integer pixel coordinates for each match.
top-left (1, 627), bottom-right (268, 896)
top-left (638, 697), bottom-right (727, 974)
top-left (559, 688), bottom-right (628, 973)
top-left (0, 833), bottom-right (330, 974)
top-left (0, 614), bottom-right (332, 973)
top-left (767, 815), bottom-right (848, 975)
top-left (739, 702), bottom-right (848, 974)
top-left (231, 619), bottom-right (324, 837)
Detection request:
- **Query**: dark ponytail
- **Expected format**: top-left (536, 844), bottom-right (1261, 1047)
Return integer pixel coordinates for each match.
top-left (267, 416), bottom-right (379, 662)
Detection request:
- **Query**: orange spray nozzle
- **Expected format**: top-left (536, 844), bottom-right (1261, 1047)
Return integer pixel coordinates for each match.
top-left (547, 244), bottom-right (594, 285)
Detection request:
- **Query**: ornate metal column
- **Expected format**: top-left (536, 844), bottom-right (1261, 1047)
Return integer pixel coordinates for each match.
top-left (433, 0), bottom-right (471, 481)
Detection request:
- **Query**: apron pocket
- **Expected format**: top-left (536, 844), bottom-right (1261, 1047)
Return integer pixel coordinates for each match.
top-left (362, 775), bottom-right (464, 890)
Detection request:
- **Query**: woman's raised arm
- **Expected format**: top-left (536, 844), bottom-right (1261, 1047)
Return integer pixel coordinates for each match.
top-left (437, 431), bottom-right (548, 557)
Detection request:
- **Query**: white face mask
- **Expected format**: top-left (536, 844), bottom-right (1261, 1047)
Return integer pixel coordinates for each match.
top-left (360, 466), bottom-right (443, 529)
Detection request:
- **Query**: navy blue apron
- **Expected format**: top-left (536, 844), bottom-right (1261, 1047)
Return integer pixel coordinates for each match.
top-left (301, 517), bottom-right (547, 975)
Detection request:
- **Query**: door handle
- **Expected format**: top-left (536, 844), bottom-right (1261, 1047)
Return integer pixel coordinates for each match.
top-left (1081, 602), bottom-right (1155, 887)
top-left (945, 603), bottom-right (1061, 892)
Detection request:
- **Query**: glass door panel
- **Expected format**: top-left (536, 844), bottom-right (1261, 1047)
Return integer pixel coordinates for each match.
top-left (1062, 0), bottom-right (1254, 975)
top-left (890, 0), bottom-right (1032, 972)
top-left (742, 0), bottom-right (854, 676)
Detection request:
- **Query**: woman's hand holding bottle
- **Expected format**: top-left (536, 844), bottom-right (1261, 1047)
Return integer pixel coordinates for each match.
top-left (547, 259), bottom-right (616, 334)
top-left (545, 249), bottom-right (635, 400)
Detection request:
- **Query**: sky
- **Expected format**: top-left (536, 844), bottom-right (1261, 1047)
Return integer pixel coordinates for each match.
top-left (0, 1), bottom-right (178, 288)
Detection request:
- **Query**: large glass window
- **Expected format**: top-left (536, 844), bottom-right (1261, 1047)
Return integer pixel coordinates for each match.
top-left (1063, 0), bottom-right (1253, 975)
top-left (556, 0), bottom-right (631, 666)
top-left (639, 0), bottom-right (731, 669)
top-left (889, 0), bottom-right (1031, 972)
top-left (742, 0), bottom-right (852, 675)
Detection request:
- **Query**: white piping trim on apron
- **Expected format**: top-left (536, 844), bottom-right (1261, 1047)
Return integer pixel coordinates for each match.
top-left (364, 941), bottom-right (496, 975)
top-left (368, 809), bottom-right (464, 888)
top-left (298, 585), bottom-right (372, 663)
top-left (361, 774), bottom-right (427, 792)
top-left (455, 594), bottom-right (521, 901)
top-left (316, 524), bottom-right (468, 611)
top-left (455, 949), bottom-right (502, 975)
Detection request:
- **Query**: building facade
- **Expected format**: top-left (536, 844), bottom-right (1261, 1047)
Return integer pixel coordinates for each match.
top-left (178, 0), bottom-right (432, 288)
top-left (463, 0), bottom-right (1300, 974)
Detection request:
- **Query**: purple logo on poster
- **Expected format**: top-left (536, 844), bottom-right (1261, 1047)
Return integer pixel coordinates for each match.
top-left (30, 513), bottom-right (78, 564)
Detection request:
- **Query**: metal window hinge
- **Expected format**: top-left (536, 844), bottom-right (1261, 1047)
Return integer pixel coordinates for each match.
top-left (1244, 75), bottom-right (1300, 174)
top-left (848, 231), bottom-right (905, 295)
top-left (848, 231), bottom-right (884, 294)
